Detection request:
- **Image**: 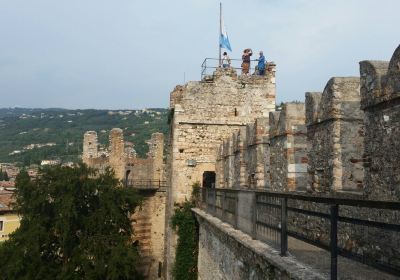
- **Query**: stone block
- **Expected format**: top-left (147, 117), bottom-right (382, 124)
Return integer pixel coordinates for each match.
top-left (306, 77), bottom-right (364, 192)
top-left (305, 92), bottom-right (322, 126)
top-left (359, 60), bottom-right (389, 108)
top-left (319, 77), bottom-right (361, 121)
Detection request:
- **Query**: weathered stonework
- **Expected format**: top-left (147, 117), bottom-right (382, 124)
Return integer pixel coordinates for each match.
top-left (83, 130), bottom-right (166, 279)
top-left (269, 103), bottom-right (307, 191)
top-left (216, 117), bottom-right (270, 190)
top-left (360, 45), bottom-right (400, 200)
top-left (83, 130), bottom-right (164, 183)
top-left (82, 131), bottom-right (98, 159)
top-left (305, 78), bottom-right (364, 193)
top-left (165, 46), bottom-right (400, 279)
top-left (194, 208), bottom-right (325, 280)
top-left (132, 191), bottom-right (166, 279)
top-left (165, 67), bottom-right (276, 278)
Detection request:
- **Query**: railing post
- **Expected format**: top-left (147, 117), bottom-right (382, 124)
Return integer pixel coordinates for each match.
top-left (205, 188), bottom-right (210, 212)
top-left (251, 192), bottom-right (257, 239)
top-left (280, 197), bottom-right (288, 256)
top-left (213, 189), bottom-right (217, 215)
top-left (330, 204), bottom-right (339, 280)
top-left (234, 190), bottom-right (239, 229)
top-left (221, 190), bottom-right (226, 220)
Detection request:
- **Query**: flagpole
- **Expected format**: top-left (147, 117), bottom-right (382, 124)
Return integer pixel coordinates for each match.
top-left (219, 2), bottom-right (222, 67)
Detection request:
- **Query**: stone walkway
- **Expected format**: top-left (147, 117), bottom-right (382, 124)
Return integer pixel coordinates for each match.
top-left (286, 237), bottom-right (398, 280)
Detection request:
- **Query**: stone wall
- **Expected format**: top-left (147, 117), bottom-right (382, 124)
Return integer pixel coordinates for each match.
top-left (360, 45), bottom-right (400, 200)
top-left (246, 118), bottom-right (270, 189)
top-left (305, 78), bottom-right (364, 193)
top-left (194, 208), bottom-right (325, 280)
top-left (83, 129), bottom-right (164, 183)
top-left (132, 190), bottom-right (166, 279)
top-left (269, 103), bottom-right (307, 191)
top-left (82, 129), bottom-right (166, 279)
top-left (216, 118), bottom-right (270, 190)
top-left (166, 66), bottom-right (277, 278)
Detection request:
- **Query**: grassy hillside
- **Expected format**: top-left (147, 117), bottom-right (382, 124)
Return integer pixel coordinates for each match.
top-left (0, 108), bottom-right (169, 166)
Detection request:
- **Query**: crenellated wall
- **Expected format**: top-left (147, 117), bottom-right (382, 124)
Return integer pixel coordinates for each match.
top-left (360, 45), bottom-right (400, 200)
top-left (216, 117), bottom-right (270, 190)
top-left (306, 78), bottom-right (364, 193)
top-left (269, 103), bottom-right (307, 191)
top-left (167, 45), bottom-right (400, 279)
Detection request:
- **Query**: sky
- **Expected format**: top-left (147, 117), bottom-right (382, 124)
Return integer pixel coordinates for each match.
top-left (0, 0), bottom-right (399, 109)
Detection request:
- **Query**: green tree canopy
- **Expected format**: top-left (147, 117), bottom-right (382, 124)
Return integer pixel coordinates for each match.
top-left (0, 165), bottom-right (143, 280)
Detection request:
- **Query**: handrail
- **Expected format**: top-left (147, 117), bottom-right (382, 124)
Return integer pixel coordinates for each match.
top-left (125, 179), bottom-right (166, 189)
top-left (200, 57), bottom-right (264, 80)
top-left (201, 187), bottom-right (400, 279)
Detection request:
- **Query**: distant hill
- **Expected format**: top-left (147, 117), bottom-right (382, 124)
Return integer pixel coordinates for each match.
top-left (0, 108), bottom-right (169, 166)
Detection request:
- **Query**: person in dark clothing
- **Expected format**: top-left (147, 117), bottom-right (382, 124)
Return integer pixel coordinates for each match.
top-left (241, 48), bottom-right (252, 75)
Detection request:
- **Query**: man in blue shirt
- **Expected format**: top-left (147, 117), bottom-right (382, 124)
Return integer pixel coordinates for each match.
top-left (257, 51), bottom-right (266, 76)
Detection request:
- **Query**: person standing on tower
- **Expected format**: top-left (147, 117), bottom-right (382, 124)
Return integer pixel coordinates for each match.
top-left (257, 51), bottom-right (266, 75)
top-left (221, 52), bottom-right (231, 68)
top-left (241, 48), bottom-right (252, 75)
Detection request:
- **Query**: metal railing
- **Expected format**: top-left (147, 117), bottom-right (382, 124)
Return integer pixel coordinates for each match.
top-left (201, 58), bottom-right (260, 80)
top-left (201, 188), bottom-right (400, 279)
top-left (125, 179), bottom-right (166, 190)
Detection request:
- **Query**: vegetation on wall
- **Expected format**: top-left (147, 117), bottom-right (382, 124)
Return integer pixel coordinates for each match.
top-left (171, 183), bottom-right (200, 280)
top-left (0, 164), bottom-right (143, 280)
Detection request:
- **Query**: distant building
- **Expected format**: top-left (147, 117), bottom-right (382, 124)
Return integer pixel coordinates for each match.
top-left (40, 159), bottom-right (61, 166)
top-left (0, 189), bottom-right (20, 242)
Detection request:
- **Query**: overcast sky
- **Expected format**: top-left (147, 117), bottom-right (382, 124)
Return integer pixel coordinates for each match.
top-left (0, 0), bottom-right (399, 109)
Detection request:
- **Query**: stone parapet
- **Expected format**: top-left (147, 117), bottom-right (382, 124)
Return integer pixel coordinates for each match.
top-left (359, 60), bottom-right (390, 109)
top-left (319, 77), bottom-right (362, 121)
top-left (216, 117), bottom-right (270, 190)
top-left (305, 92), bottom-right (322, 126)
top-left (360, 45), bottom-right (400, 200)
top-left (269, 103), bottom-right (307, 191)
top-left (360, 45), bottom-right (400, 109)
top-left (306, 77), bottom-right (364, 193)
top-left (193, 208), bottom-right (326, 280)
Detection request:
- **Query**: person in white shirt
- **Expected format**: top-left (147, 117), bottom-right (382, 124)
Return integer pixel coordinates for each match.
top-left (221, 52), bottom-right (231, 68)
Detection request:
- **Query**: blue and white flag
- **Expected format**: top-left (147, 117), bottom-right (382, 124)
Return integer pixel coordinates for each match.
top-left (219, 17), bottom-right (232, 52)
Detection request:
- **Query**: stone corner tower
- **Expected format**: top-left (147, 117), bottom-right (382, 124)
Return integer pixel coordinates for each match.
top-left (164, 65), bottom-right (277, 279)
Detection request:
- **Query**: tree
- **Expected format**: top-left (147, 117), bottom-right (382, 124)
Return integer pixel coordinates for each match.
top-left (0, 164), bottom-right (143, 280)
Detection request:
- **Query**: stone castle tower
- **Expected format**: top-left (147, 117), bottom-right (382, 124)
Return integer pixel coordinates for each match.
top-left (165, 66), bottom-right (277, 278)
top-left (109, 128), bottom-right (126, 180)
top-left (82, 131), bottom-right (98, 161)
top-left (82, 129), bottom-right (166, 279)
